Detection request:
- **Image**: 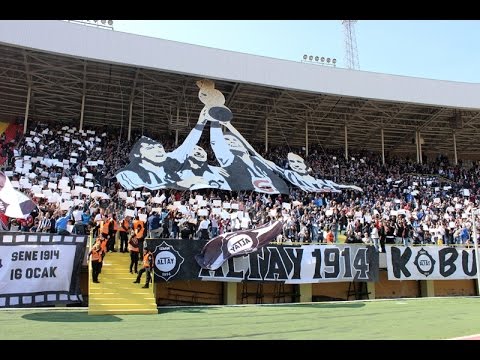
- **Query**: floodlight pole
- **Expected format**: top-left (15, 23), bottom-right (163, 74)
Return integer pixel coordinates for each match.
top-left (471, 209), bottom-right (480, 296)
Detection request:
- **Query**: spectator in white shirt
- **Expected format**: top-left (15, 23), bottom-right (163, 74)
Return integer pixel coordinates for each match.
top-left (72, 205), bottom-right (85, 235)
top-left (370, 224), bottom-right (380, 252)
top-left (198, 217), bottom-right (210, 240)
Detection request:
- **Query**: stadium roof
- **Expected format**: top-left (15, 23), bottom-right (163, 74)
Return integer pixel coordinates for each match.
top-left (0, 20), bottom-right (480, 158)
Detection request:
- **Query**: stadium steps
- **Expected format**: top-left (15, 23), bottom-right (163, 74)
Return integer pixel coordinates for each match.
top-left (88, 252), bottom-right (158, 315)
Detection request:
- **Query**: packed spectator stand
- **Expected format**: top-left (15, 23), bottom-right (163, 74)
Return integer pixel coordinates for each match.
top-left (2, 118), bottom-right (479, 253)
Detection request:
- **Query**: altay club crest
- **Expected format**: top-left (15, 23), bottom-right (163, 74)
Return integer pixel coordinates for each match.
top-left (153, 241), bottom-right (184, 281)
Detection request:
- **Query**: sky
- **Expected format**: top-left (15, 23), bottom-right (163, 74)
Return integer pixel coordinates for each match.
top-left (112, 20), bottom-right (480, 84)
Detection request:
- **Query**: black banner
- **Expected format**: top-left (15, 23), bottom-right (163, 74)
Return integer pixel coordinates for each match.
top-left (149, 239), bottom-right (379, 283)
top-left (0, 232), bottom-right (87, 307)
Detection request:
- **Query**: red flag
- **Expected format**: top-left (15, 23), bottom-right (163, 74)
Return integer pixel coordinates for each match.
top-left (0, 212), bottom-right (8, 230)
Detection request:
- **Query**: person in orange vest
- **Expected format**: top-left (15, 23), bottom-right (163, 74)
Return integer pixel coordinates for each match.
top-left (119, 215), bottom-right (131, 253)
top-left (88, 238), bottom-right (104, 283)
top-left (133, 216), bottom-right (146, 256)
top-left (128, 233), bottom-right (140, 274)
top-left (100, 214), bottom-right (110, 243)
top-left (107, 213), bottom-right (118, 252)
top-left (325, 227), bottom-right (334, 244)
top-left (98, 236), bottom-right (107, 274)
top-left (133, 247), bottom-right (153, 288)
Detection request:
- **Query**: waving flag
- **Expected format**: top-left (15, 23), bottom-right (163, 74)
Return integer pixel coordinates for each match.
top-left (0, 171), bottom-right (37, 219)
top-left (195, 220), bottom-right (284, 270)
top-left (0, 212), bottom-right (8, 230)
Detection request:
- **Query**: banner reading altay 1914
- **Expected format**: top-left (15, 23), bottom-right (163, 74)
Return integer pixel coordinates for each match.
top-left (150, 239), bottom-right (379, 284)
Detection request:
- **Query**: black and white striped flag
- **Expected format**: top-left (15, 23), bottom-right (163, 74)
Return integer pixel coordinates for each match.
top-left (195, 220), bottom-right (284, 270)
top-left (0, 171), bottom-right (37, 219)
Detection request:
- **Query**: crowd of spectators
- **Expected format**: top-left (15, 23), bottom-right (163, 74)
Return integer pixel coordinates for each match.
top-left (2, 118), bottom-right (480, 253)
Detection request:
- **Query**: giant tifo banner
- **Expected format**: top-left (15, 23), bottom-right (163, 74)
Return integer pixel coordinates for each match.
top-left (386, 246), bottom-right (479, 280)
top-left (116, 79), bottom-right (361, 195)
top-left (149, 239), bottom-right (379, 283)
top-left (0, 232), bottom-right (87, 307)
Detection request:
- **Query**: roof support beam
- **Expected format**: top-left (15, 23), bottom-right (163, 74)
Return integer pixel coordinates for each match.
top-left (79, 61), bottom-right (87, 130)
top-left (127, 69), bottom-right (140, 141)
top-left (22, 50), bottom-right (32, 133)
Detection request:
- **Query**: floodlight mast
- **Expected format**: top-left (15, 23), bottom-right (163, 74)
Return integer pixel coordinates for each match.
top-left (342, 20), bottom-right (359, 70)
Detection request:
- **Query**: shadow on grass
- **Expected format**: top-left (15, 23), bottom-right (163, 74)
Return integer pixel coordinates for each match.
top-left (262, 302), bottom-right (366, 309)
top-left (23, 311), bottom-right (123, 322)
top-left (159, 306), bottom-right (223, 314)
top-left (159, 302), bottom-right (366, 314)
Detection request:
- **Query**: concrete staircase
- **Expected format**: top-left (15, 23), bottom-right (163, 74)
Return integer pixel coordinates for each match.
top-left (88, 251), bottom-right (158, 315)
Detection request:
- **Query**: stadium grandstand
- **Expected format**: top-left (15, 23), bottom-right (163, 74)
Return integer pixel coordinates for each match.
top-left (0, 20), bottom-right (480, 158)
top-left (1, 20), bottom-right (480, 313)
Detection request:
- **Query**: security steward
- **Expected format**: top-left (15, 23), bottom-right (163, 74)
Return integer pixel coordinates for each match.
top-left (88, 239), bottom-right (104, 283)
top-left (133, 247), bottom-right (153, 288)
